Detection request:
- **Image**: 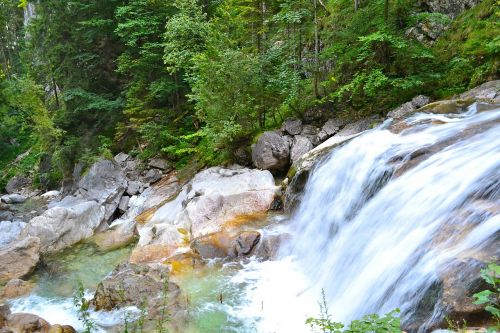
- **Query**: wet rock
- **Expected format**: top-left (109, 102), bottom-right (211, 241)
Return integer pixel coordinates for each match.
top-left (0, 211), bottom-right (13, 222)
top-left (149, 158), bottom-right (170, 171)
top-left (282, 119), bottom-right (303, 136)
top-left (143, 169), bottom-right (162, 184)
top-left (231, 231), bottom-right (261, 256)
top-left (21, 198), bottom-right (105, 254)
top-left (48, 325), bottom-right (76, 333)
top-left (253, 232), bottom-right (290, 260)
top-left (92, 219), bottom-right (137, 252)
top-left (78, 159), bottom-right (128, 222)
top-left (0, 279), bottom-right (34, 300)
top-left (0, 304), bottom-right (10, 327)
top-left (93, 263), bottom-right (180, 312)
top-left (191, 231), bottom-right (261, 259)
top-left (5, 177), bottom-right (30, 195)
top-left (0, 237), bottom-right (40, 284)
top-left (290, 136), bottom-right (313, 163)
top-left (0, 221), bottom-right (26, 247)
top-left (5, 313), bottom-right (50, 333)
top-left (0, 195), bottom-right (27, 205)
top-left (252, 131), bottom-right (290, 171)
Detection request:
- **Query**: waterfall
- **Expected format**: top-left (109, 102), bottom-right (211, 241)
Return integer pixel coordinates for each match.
top-left (232, 103), bottom-right (500, 332)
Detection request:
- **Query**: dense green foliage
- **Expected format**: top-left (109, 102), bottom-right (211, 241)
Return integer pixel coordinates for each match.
top-left (473, 263), bottom-right (500, 331)
top-left (0, 0), bottom-right (498, 189)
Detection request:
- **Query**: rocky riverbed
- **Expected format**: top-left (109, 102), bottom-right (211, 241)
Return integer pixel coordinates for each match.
top-left (0, 81), bottom-right (499, 332)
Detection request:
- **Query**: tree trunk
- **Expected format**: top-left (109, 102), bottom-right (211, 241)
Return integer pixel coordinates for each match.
top-left (313, 0), bottom-right (320, 98)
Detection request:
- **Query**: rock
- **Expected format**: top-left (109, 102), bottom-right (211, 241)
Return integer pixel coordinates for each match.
top-left (78, 159), bottom-right (127, 222)
top-left (126, 181), bottom-right (143, 196)
top-left (118, 196), bottom-right (129, 213)
top-left (93, 263), bottom-right (181, 312)
top-left (113, 152), bottom-right (130, 165)
top-left (0, 279), bottom-right (34, 300)
top-left (233, 146), bottom-right (252, 166)
top-left (290, 136), bottom-right (313, 163)
top-left (0, 237), bottom-right (40, 284)
top-left (149, 158), bottom-right (170, 171)
top-left (421, 0), bottom-right (482, 18)
top-left (92, 218), bottom-right (137, 252)
top-left (321, 118), bottom-right (347, 136)
top-left (191, 230), bottom-right (261, 259)
top-left (300, 125), bottom-right (320, 146)
top-left (282, 119), bottom-right (303, 136)
top-left (48, 325), bottom-right (76, 333)
top-left (0, 304), bottom-right (11, 327)
top-left (303, 105), bottom-right (334, 125)
top-left (21, 198), bottom-right (105, 254)
top-left (459, 80), bottom-right (500, 101)
top-left (5, 313), bottom-right (50, 333)
top-left (135, 167), bottom-right (278, 262)
top-left (40, 191), bottom-right (60, 200)
top-left (5, 176), bottom-right (30, 195)
top-left (253, 232), bottom-right (290, 260)
top-left (232, 231), bottom-right (261, 256)
top-left (405, 19), bottom-right (449, 44)
top-left (0, 195), bottom-right (27, 205)
top-left (143, 169), bottom-right (162, 184)
top-left (0, 221), bottom-right (27, 247)
top-left (336, 117), bottom-right (378, 136)
top-left (252, 131), bottom-right (290, 171)
top-left (0, 210), bottom-right (13, 222)
top-left (388, 95), bottom-right (431, 119)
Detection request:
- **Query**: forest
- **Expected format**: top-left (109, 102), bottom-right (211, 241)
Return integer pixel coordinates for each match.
top-left (0, 0), bottom-right (498, 190)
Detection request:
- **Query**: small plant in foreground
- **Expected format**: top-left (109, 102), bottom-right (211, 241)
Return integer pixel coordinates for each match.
top-left (73, 281), bottom-right (97, 333)
top-left (306, 289), bottom-right (401, 333)
top-left (472, 263), bottom-right (500, 332)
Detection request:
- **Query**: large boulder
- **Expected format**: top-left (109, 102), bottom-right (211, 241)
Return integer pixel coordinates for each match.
top-left (133, 167), bottom-right (278, 263)
top-left (93, 263), bottom-right (181, 317)
top-left (252, 131), bottom-right (290, 171)
top-left (5, 176), bottom-right (31, 195)
top-left (21, 197), bottom-right (105, 254)
top-left (0, 237), bottom-right (40, 284)
top-left (77, 159), bottom-right (127, 222)
top-left (4, 313), bottom-right (51, 333)
top-left (191, 230), bottom-right (261, 259)
top-left (0, 279), bottom-right (34, 300)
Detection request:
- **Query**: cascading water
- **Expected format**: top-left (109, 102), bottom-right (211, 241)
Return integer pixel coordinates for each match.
top-left (230, 103), bottom-right (500, 332)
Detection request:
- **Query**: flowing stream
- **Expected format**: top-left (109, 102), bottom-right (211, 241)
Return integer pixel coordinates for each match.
top-left (228, 103), bottom-right (500, 332)
top-left (8, 103), bottom-right (499, 332)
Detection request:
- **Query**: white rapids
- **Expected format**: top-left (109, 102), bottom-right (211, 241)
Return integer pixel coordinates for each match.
top-left (229, 103), bottom-right (500, 333)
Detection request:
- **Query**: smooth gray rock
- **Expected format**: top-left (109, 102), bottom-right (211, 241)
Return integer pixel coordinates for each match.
top-left (143, 169), bottom-right (162, 184)
top-left (388, 95), bottom-right (431, 119)
top-left (300, 125), bottom-right (321, 146)
top-left (337, 117), bottom-right (378, 136)
top-left (1, 194), bottom-right (27, 204)
top-left (21, 198), bottom-right (105, 254)
top-left (126, 181), bottom-right (143, 196)
top-left (148, 158), bottom-right (170, 171)
top-left (290, 135), bottom-right (314, 163)
top-left (78, 159), bottom-right (127, 222)
top-left (118, 196), bottom-right (130, 213)
top-left (5, 176), bottom-right (30, 195)
top-left (114, 152), bottom-right (130, 165)
top-left (252, 131), bottom-right (290, 171)
top-left (282, 119), bottom-right (303, 136)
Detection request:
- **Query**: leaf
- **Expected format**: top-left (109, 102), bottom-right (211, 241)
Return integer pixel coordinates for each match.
top-left (473, 290), bottom-right (494, 304)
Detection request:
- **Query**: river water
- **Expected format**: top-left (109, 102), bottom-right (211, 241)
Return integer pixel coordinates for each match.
top-left (8, 103), bottom-right (499, 332)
